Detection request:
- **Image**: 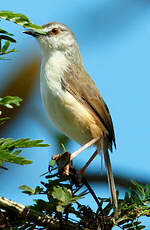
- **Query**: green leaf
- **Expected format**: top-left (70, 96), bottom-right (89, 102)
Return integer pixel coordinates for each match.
top-left (14, 139), bottom-right (50, 148)
top-left (0, 29), bottom-right (14, 36)
top-left (56, 205), bottom-right (64, 212)
top-left (50, 184), bottom-right (83, 213)
top-left (124, 191), bottom-right (130, 202)
top-left (0, 11), bottom-right (43, 31)
top-left (12, 149), bottom-right (22, 156)
top-left (136, 226), bottom-right (146, 230)
top-left (31, 199), bottom-right (53, 215)
top-left (1, 48), bottom-right (18, 56)
top-left (52, 185), bottom-right (66, 201)
top-left (0, 137), bottom-right (49, 167)
top-left (0, 11), bottom-right (30, 22)
top-left (131, 180), bottom-right (145, 197)
top-left (0, 96), bottom-right (22, 108)
top-left (0, 138), bottom-right (49, 149)
top-left (20, 185), bottom-right (44, 195)
top-left (0, 149), bottom-right (32, 165)
top-left (49, 159), bottom-right (55, 167)
top-left (35, 186), bottom-right (44, 194)
top-left (0, 117), bottom-right (9, 126)
top-left (0, 35), bottom-right (16, 43)
top-left (19, 185), bottom-right (35, 195)
top-left (0, 11), bottom-right (47, 59)
top-left (1, 40), bottom-right (10, 53)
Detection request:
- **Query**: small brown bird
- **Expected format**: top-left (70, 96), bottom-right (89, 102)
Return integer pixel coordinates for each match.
top-left (23, 22), bottom-right (118, 217)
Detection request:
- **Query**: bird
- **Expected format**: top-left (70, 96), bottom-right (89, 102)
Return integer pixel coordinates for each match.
top-left (23, 22), bottom-right (118, 217)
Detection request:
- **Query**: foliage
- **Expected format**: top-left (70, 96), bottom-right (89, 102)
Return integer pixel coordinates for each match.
top-left (0, 138), bottom-right (49, 167)
top-left (0, 11), bottom-right (45, 58)
top-left (0, 96), bottom-right (22, 125)
top-left (0, 96), bottom-right (49, 168)
top-left (0, 95), bottom-right (22, 110)
top-left (17, 159), bottom-right (150, 229)
top-left (116, 180), bottom-right (150, 229)
top-left (0, 11), bottom-right (42, 29)
top-left (0, 28), bottom-right (17, 58)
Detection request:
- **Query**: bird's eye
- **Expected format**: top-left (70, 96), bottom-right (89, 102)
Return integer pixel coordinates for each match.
top-left (47, 28), bottom-right (59, 36)
top-left (51, 28), bottom-right (59, 35)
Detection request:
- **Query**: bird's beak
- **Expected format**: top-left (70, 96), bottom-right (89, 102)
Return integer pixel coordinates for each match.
top-left (22, 29), bottom-right (41, 37)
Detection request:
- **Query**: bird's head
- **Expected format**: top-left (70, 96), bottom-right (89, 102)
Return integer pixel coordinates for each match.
top-left (23, 22), bottom-right (79, 57)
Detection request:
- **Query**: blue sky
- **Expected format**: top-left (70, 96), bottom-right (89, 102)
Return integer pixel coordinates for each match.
top-left (0, 0), bottom-right (150, 228)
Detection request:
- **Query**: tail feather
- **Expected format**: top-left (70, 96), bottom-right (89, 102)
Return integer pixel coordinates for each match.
top-left (103, 144), bottom-right (118, 218)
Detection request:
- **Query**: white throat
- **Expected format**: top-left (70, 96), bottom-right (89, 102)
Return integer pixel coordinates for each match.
top-left (42, 50), bottom-right (69, 79)
top-left (40, 50), bottom-right (70, 94)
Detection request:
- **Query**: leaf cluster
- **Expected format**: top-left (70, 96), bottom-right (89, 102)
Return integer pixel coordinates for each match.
top-left (18, 160), bottom-right (150, 230)
top-left (18, 160), bottom-right (93, 228)
top-left (0, 138), bottom-right (49, 167)
top-left (0, 28), bottom-right (17, 58)
top-left (20, 161), bottom-right (87, 216)
top-left (115, 180), bottom-right (150, 229)
top-left (0, 96), bottom-right (22, 125)
top-left (0, 11), bottom-right (42, 30)
top-left (0, 96), bottom-right (49, 168)
top-left (0, 95), bottom-right (22, 109)
top-left (0, 11), bottom-right (44, 58)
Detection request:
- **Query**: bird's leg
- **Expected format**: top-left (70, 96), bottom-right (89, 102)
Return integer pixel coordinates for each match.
top-left (67, 137), bottom-right (99, 176)
top-left (78, 150), bottom-right (98, 174)
top-left (52, 137), bottom-right (100, 176)
top-left (70, 137), bottom-right (100, 161)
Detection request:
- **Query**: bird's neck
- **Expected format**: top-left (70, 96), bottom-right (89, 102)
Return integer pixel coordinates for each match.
top-left (42, 50), bottom-right (70, 78)
top-left (41, 48), bottom-right (84, 84)
top-left (40, 50), bottom-right (71, 96)
top-left (64, 43), bottom-right (84, 67)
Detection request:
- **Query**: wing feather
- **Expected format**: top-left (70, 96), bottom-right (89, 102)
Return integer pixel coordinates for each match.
top-left (61, 65), bottom-right (116, 150)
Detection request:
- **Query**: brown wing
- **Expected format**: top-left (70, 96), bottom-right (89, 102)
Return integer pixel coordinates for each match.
top-left (61, 64), bottom-right (116, 150)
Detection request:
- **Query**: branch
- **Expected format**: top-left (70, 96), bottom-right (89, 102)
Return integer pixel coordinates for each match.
top-left (84, 173), bottom-right (149, 189)
top-left (0, 196), bottom-right (86, 230)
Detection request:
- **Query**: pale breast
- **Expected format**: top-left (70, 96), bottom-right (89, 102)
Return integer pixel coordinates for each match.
top-left (40, 75), bottom-right (101, 145)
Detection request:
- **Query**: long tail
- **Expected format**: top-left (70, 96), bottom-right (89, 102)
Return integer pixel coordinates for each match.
top-left (103, 146), bottom-right (118, 219)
